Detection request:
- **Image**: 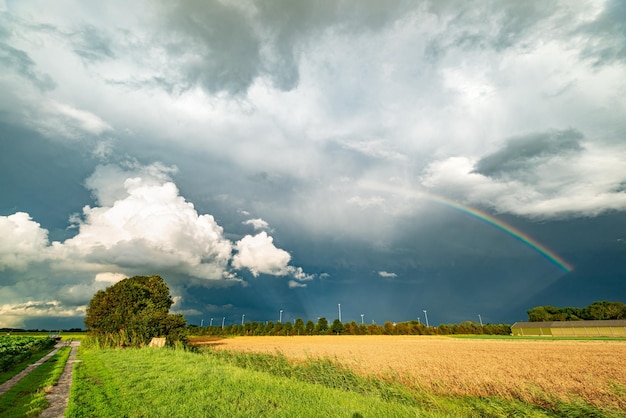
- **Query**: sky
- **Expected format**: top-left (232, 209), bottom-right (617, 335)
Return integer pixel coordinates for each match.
top-left (1, 0), bottom-right (625, 330)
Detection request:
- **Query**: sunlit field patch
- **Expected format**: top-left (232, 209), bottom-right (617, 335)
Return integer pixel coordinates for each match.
top-left (199, 335), bottom-right (626, 411)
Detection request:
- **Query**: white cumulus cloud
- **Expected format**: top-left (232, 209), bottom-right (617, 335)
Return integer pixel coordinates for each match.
top-left (94, 272), bottom-right (127, 284)
top-left (243, 218), bottom-right (270, 230)
top-left (63, 165), bottom-right (234, 281)
top-left (0, 162), bottom-right (314, 326)
top-left (51, 101), bottom-right (112, 135)
top-left (288, 280), bottom-right (307, 288)
top-left (420, 141), bottom-right (626, 219)
top-left (232, 232), bottom-right (291, 277)
top-left (0, 212), bottom-right (50, 270)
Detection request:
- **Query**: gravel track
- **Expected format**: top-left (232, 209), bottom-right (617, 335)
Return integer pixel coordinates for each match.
top-left (41, 340), bottom-right (81, 418)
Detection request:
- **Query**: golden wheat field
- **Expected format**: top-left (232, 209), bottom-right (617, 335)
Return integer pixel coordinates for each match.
top-left (198, 335), bottom-right (626, 410)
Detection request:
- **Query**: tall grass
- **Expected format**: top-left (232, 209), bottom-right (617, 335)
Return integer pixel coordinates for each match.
top-left (66, 346), bottom-right (426, 417)
top-left (81, 332), bottom-right (186, 349)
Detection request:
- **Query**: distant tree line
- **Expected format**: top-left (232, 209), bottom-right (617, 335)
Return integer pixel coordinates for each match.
top-left (527, 301), bottom-right (626, 322)
top-left (1, 328), bottom-right (85, 333)
top-left (189, 318), bottom-right (511, 336)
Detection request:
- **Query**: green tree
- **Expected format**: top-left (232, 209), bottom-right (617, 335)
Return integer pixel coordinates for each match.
top-left (383, 321), bottom-right (396, 335)
top-left (344, 320), bottom-right (359, 335)
top-left (330, 319), bottom-right (344, 334)
top-left (245, 322), bottom-right (256, 335)
top-left (293, 318), bottom-right (305, 335)
top-left (254, 321), bottom-right (266, 335)
top-left (367, 323), bottom-right (382, 335)
top-left (436, 324), bottom-right (452, 335)
top-left (528, 301), bottom-right (626, 322)
top-left (282, 321), bottom-right (293, 335)
top-left (584, 301), bottom-right (626, 320)
top-left (395, 322), bottom-right (410, 335)
top-left (315, 317), bottom-right (328, 334)
top-left (85, 275), bottom-right (187, 347)
top-left (527, 306), bottom-right (551, 322)
top-left (271, 322), bottom-right (283, 336)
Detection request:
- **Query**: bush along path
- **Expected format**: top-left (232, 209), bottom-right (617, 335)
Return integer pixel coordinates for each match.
top-left (40, 340), bottom-right (81, 418)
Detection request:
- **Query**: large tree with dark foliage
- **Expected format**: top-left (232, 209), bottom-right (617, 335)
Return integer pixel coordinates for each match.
top-left (527, 301), bottom-right (626, 322)
top-left (85, 275), bottom-right (186, 347)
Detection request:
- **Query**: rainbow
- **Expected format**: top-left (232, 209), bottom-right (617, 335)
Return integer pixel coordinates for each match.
top-left (361, 182), bottom-right (574, 273)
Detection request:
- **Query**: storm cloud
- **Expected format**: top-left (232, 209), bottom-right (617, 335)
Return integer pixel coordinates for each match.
top-left (473, 129), bottom-right (584, 179)
top-left (1, 0), bottom-right (625, 328)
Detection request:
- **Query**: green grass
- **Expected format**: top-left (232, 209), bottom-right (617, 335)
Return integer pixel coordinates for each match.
top-left (65, 346), bottom-right (622, 418)
top-left (0, 346), bottom-right (71, 418)
top-left (67, 347), bottom-right (425, 417)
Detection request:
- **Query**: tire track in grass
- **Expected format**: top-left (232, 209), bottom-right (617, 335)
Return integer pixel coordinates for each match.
top-left (40, 341), bottom-right (81, 418)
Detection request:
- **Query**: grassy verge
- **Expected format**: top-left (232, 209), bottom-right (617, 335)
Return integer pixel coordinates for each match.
top-left (66, 345), bottom-right (622, 417)
top-left (0, 346), bottom-right (71, 418)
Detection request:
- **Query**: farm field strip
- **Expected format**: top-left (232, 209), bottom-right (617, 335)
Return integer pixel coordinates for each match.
top-left (0, 336), bottom-right (56, 374)
top-left (203, 335), bottom-right (626, 410)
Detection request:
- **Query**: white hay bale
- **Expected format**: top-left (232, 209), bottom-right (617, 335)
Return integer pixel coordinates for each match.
top-left (148, 337), bottom-right (166, 348)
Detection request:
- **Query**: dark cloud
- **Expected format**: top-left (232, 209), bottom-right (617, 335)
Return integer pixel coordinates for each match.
top-left (428, 0), bottom-right (558, 52)
top-left (473, 129), bottom-right (584, 179)
top-left (579, 0), bottom-right (626, 65)
top-left (0, 42), bottom-right (56, 91)
top-left (1, 1), bottom-right (625, 329)
top-left (154, 0), bottom-right (413, 94)
top-left (0, 13), bottom-right (56, 90)
top-left (488, 213), bottom-right (626, 320)
top-left (611, 181), bottom-right (626, 193)
top-left (254, 0), bottom-right (413, 90)
top-left (71, 25), bottom-right (115, 62)
top-left (0, 123), bottom-right (94, 240)
top-left (489, 1), bottom-right (557, 49)
top-left (158, 0), bottom-right (262, 94)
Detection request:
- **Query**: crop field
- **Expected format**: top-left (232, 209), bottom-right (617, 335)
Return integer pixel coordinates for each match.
top-left (0, 336), bottom-right (55, 373)
top-left (195, 335), bottom-right (626, 411)
top-left (7, 332), bottom-right (87, 341)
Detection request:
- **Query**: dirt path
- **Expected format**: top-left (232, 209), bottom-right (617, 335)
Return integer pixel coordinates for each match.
top-left (40, 340), bottom-right (81, 418)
